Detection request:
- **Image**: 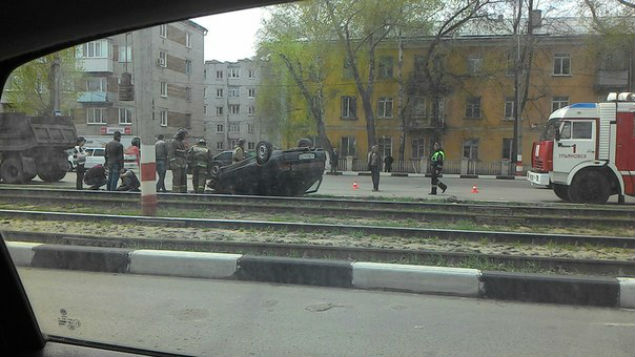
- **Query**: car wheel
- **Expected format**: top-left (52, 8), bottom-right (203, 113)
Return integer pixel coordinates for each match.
top-left (256, 141), bottom-right (272, 165)
top-left (0, 155), bottom-right (25, 184)
top-left (569, 170), bottom-right (610, 204)
top-left (552, 183), bottom-right (570, 202)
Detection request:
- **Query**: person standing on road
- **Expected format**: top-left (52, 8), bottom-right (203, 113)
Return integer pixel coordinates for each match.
top-left (155, 134), bottom-right (168, 192)
top-left (105, 131), bottom-right (124, 191)
top-left (187, 139), bottom-right (211, 194)
top-left (73, 136), bottom-right (87, 190)
top-left (367, 145), bottom-right (382, 192)
top-left (384, 154), bottom-right (394, 173)
top-left (330, 149), bottom-right (338, 173)
top-left (232, 138), bottom-right (246, 163)
top-left (429, 142), bottom-right (447, 195)
top-left (168, 129), bottom-right (188, 193)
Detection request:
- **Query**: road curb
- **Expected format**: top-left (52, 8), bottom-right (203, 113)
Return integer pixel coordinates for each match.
top-left (7, 242), bottom-right (634, 308)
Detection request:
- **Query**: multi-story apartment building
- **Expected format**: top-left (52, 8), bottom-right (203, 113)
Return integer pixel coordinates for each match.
top-left (271, 14), bottom-right (634, 174)
top-left (72, 21), bottom-right (207, 147)
top-left (204, 59), bottom-right (261, 153)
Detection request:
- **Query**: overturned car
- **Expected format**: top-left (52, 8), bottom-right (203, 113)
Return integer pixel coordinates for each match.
top-left (207, 141), bottom-right (326, 196)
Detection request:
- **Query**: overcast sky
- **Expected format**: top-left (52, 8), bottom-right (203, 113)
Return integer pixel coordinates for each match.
top-left (192, 7), bottom-right (269, 62)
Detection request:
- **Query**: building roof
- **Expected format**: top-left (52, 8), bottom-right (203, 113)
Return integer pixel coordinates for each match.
top-left (184, 19), bottom-right (208, 35)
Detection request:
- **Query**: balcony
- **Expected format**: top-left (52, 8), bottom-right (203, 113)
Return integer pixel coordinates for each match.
top-left (77, 91), bottom-right (114, 104)
top-left (78, 57), bottom-right (114, 73)
top-left (407, 117), bottom-right (445, 130)
top-left (595, 70), bottom-right (629, 89)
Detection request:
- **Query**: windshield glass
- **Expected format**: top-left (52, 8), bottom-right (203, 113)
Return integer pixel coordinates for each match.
top-left (1, 1), bottom-right (634, 356)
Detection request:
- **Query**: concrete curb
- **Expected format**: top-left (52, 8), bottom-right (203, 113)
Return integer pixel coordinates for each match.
top-left (7, 242), bottom-right (634, 308)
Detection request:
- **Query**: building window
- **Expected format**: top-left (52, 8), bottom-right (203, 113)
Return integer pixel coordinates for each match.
top-left (216, 106), bottom-right (224, 116)
top-left (553, 53), bottom-right (571, 76)
top-left (216, 124), bottom-right (224, 133)
top-left (504, 97), bottom-right (515, 120)
top-left (203, 105), bottom-right (207, 115)
top-left (248, 88), bottom-right (256, 98)
top-left (552, 96), bottom-right (569, 112)
top-left (118, 108), bottom-right (132, 125)
top-left (185, 32), bottom-right (191, 47)
top-left (340, 136), bottom-right (356, 156)
top-left (228, 68), bottom-right (240, 78)
top-left (160, 81), bottom-right (167, 97)
top-left (216, 88), bottom-right (223, 98)
top-left (216, 70), bottom-right (223, 80)
top-left (413, 97), bottom-right (426, 119)
top-left (377, 97), bottom-right (393, 118)
top-left (80, 40), bottom-right (108, 58)
top-left (185, 60), bottom-right (192, 74)
top-left (343, 59), bottom-right (353, 80)
top-left (414, 55), bottom-right (425, 77)
top-left (465, 96), bottom-right (481, 119)
top-left (341, 96), bottom-right (357, 119)
top-left (412, 138), bottom-right (425, 159)
top-left (467, 56), bottom-right (482, 75)
top-left (378, 136), bottom-right (392, 158)
top-left (248, 123), bottom-right (254, 134)
top-left (229, 104), bottom-right (240, 114)
top-left (216, 142), bottom-right (224, 150)
top-left (85, 77), bottom-right (107, 91)
top-left (185, 87), bottom-right (191, 102)
top-left (463, 139), bottom-right (479, 160)
top-left (248, 105), bottom-right (255, 116)
top-left (159, 24), bottom-right (167, 38)
top-left (248, 142), bottom-right (255, 150)
top-left (158, 51), bottom-right (167, 67)
top-left (248, 69), bottom-right (256, 79)
top-left (502, 138), bottom-right (513, 160)
top-left (86, 108), bottom-right (105, 124)
top-left (229, 122), bottom-right (240, 132)
top-left (160, 110), bottom-right (167, 127)
top-left (377, 56), bottom-right (393, 79)
top-left (229, 87), bottom-right (240, 97)
top-left (229, 139), bottom-right (240, 148)
top-left (118, 45), bottom-right (132, 63)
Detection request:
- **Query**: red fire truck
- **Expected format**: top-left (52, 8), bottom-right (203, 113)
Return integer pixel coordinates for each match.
top-left (528, 92), bottom-right (635, 204)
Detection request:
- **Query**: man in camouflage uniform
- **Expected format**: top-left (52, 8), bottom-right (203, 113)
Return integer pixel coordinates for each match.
top-left (187, 139), bottom-right (211, 194)
top-left (232, 138), bottom-right (246, 163)
top-left (168, 129), bottom-right (188, 193)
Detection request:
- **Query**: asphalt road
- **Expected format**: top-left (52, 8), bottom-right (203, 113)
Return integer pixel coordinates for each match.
top-left (7, 171), bottom-right (634, 204)
top-left (17, 268), bottom-right (635, 357)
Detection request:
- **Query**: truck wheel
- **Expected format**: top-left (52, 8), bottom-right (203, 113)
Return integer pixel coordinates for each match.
top-left (256, 141), bottom-right (272, 165)
top-left (36, 150), bottom-right (68, 182)
top-left (0, 156), bottom-right (25, 184)
top-left (553, 184), bottom-right (570, 202)
top-left (569, 171), bottom-right (610, 204)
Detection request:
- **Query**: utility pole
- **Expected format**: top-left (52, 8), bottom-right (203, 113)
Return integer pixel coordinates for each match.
top-left (49, 55), bottom-right (61, 116)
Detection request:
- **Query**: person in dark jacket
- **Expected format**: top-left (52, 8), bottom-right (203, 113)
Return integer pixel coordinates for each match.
top-left (105, 131), bottom-right (124, 191)
top-left (168, 129), bottom-right (188, 193)
top-left (155, 134), bottom-right (168, 192)
top-left (330, 149), bottom-right (338, 173)
top-left (384, 155), bottom-right (394, 173)
top-left (367, 145), bottom-right (382, 192)
top-left (83, 164), bottom-right (106, 190)
top-left (73, 137), bottom-right (87, 190)
top-left (429, 142), bottom-right (447, 195)
top-left (117, 169), bottom-right (140, 191)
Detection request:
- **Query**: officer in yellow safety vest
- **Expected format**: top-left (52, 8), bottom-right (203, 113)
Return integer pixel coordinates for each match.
top-left (430, 142), bottom-right (448, 195)
top-left (187, 139), bottom-right (212, 194)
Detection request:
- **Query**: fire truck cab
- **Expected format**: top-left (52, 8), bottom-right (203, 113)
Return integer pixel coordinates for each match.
top-left (528, 92), bottom-right (635, 204)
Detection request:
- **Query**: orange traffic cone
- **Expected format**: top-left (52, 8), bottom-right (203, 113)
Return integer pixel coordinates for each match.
top-left (352, 181), bottom-right (359, 190)
top-left (471, 185), bottom-right (479, 193)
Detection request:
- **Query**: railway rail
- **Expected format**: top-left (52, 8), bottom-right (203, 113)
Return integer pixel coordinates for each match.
top-left (0, 187), bottom-right (633, 228)
top-left (0, 209), bottom-right (632, 248)
top-left (2, 230), bottom-right (632, 276)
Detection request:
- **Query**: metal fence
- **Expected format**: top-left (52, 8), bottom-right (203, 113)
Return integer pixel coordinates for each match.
top-left (333, 158), bottom-right (526, 176)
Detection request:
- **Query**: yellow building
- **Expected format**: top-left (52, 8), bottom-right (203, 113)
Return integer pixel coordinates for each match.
top-left (314, 17), bottom-right (633, 174)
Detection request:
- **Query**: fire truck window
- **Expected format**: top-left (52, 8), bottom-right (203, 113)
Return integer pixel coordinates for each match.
top-left (560, 121), bottom-right (572, 139)
top-left (572, 121), bottom-right (593, 139)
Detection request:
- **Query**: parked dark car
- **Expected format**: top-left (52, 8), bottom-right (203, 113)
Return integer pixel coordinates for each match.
top-left (208, 141), bottom-right (326, 196)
